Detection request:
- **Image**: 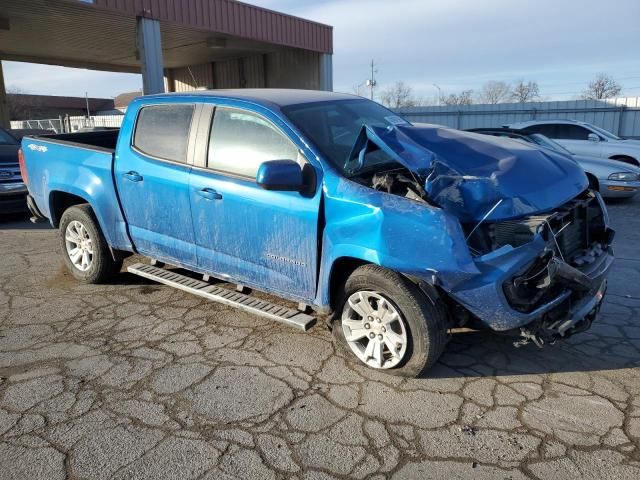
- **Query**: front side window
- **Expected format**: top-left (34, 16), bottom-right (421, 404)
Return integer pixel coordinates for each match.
top-left (133, 104), bottom-right (194, 163)
top-left (588, 124), bottom-right (619, 140)
top-left (554, 124), bottom-right (591, 140)
top-left (208, 108), bottom-right (298, 178)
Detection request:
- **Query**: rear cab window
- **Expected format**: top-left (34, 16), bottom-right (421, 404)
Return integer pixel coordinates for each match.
top-left (207, 107), bottom-right (299, 179)
top-left (133, 104), bottom-right (194, 163)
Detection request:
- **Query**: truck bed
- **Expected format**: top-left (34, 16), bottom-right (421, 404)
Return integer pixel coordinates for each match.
top-left (30, 129), bottom-right (120, 152)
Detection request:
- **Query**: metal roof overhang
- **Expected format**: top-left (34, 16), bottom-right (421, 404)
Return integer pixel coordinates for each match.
top-left (0, 0), bottom-right (333, 73)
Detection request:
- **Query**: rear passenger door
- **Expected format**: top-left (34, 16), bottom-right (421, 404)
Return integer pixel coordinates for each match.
top-left (189, 105), bottom-right (321, 302)
top-left (114, 103), bottom-right (198, 266)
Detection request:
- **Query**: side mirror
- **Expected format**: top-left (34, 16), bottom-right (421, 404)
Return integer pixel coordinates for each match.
top-left (587, 133), bottom-right (600, 142)
top-left (256, 160), bottom-right (304, 191)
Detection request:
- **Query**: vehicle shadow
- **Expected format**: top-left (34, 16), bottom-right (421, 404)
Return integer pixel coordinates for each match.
top-left (0, 213), bottom-right (51, 230)
top-left (426, 318), bottom-right (639, 379)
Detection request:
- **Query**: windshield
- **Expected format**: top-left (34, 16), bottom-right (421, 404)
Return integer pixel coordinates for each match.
top-left (587, 123), bottom-right (620, 140)
top-left (282, 99), bottom-right (411, 173)
top-left (528, 133), bottom-right (573, 155)
top-left (0, 129), bottom-right (17, 146)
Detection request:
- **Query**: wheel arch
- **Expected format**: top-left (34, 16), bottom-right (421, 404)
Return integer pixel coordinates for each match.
top-left (49, 190), bottom-right (91, 228)
top-left (49, 190), bottom-right (127, 261)
top-left (327, 256), bottom-right (372, 310)
top-left (609, 154), bottom-right (639, 166)
top-left (326, 256), bottom-right (445, 315)
top-left (585, 172), bottom-right (600, 192)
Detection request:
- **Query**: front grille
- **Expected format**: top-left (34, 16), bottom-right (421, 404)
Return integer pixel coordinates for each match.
top-left (0, 164), bottom-right (22, 183)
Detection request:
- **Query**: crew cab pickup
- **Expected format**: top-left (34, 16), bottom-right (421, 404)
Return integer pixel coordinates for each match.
top-left (21, 89), bottom-right (615, 377)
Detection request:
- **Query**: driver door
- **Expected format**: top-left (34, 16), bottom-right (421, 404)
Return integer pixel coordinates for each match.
top-left (188, 105), bottom-right (321, 302)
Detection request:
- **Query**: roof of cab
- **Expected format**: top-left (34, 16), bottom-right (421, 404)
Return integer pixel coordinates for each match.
top-left (139, 89), bottom-right (361, 109)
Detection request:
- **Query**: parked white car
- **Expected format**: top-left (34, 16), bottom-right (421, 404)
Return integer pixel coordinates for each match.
top-left (507, 120), bottom-right (640, 166)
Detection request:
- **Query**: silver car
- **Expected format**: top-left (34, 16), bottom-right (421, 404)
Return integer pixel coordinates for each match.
top-left (468, 128), bottom-right (640, 199)
top-left (507, 120), bottom-right (640, 167)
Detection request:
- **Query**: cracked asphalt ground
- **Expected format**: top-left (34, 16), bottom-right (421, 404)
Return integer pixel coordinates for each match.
top-left (1, 198), bottom-right (639, 480)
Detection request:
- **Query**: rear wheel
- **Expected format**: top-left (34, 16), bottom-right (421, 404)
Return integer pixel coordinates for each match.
top-left (59, 205), bottom-right (122, 283)
top-left (333, 264), bottom-right (449, 377)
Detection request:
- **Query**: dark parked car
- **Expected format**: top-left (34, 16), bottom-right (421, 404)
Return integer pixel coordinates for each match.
top-left (0, 128), bottom-right (29, 214)
top-left (0, 128), bottom-right (53, 214)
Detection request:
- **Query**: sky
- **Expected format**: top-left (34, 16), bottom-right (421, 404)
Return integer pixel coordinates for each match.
top-left (3, 0), bottom-right (640, 102)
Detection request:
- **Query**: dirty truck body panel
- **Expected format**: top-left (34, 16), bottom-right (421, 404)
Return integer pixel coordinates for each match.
top-left (22, 90), bottom-right (614, 345)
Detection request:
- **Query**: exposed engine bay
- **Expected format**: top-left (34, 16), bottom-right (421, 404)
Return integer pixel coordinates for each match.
top-left (364, 168), bottom-right (431, 204)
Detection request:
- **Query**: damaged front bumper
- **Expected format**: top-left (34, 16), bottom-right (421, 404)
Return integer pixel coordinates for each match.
top-left (444, 191), bottom-right (615, 346)
top-left (449, 240), bottom-right (614, 343)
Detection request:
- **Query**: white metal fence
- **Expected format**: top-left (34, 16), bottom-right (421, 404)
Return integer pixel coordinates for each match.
top-left (12, 98), bottom-right (640, 139)
top-left (10, 114), bottom-right (124, 133)
top-left (396, 96), bottom-right (640, 139)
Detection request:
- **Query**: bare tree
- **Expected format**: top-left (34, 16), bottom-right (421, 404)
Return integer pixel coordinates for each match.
top-left (380, 81), bottom-right (417, 108)
top-left (478, 81), bottom-right (511, 104)
top-left (582, 73), bottom-right (622, 100)
top-left (511, 80), bottom-right (540, 103)
top-left (441, 90), bottom-right (474, 106)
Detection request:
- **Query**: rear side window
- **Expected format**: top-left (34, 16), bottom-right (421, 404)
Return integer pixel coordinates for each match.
top-left (133, 104), bottom-right (194, 163)
top-left (208, 107), bottom-right (298, 178)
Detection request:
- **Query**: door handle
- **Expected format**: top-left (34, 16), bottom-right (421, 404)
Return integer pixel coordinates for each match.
top-left (197, 188), bottom-right (222, 200)
top-left (124, 171), bottom-right (143, 182)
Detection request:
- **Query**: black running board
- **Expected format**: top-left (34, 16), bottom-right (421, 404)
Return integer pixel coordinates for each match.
top-left (127, 263), bottom-right (316, 331)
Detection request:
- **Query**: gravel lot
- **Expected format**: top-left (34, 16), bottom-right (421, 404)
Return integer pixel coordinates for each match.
top-left (1, 197), bottom-right (639, 480)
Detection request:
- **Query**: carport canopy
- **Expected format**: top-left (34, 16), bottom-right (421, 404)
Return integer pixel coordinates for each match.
top-left (0, 0), bottom-right (334, 127)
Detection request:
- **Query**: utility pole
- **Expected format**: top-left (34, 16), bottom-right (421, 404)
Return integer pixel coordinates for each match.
top-left (366, 59), bottom-right (377, 100)
top-left (85, 92), bottom-right (90, 117)
top-left (433, 84), bottom-right (442, 106)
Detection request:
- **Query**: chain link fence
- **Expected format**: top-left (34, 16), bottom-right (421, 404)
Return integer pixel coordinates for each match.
top-left (10, 114), bottom-right (124, 133)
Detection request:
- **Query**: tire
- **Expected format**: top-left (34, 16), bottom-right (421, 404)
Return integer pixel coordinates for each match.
top-left (332, 264), bottom-right (449, 377)
top-left (59, 204), bottom-right (122, 283)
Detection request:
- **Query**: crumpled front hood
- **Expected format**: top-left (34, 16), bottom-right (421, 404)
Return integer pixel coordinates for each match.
top-left (363, 125), bottom-right (589, 222)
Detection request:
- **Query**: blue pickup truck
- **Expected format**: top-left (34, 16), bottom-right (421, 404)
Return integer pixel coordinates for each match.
top-left (21, 89), bottom-right (614, 376)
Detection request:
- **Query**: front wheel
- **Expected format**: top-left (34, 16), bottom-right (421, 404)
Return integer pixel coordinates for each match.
top-left (59, 205), bottom-right (122, 283)
top-left (333, 265), bottom-right (449, 377)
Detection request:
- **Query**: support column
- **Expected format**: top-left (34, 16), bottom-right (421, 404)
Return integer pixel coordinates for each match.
top-left (136, 17), bottom-right (165, 95)
top-left (319, 53), bottom-right (333, 92)
top-left (0, 62), bottom-right (10, 129)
